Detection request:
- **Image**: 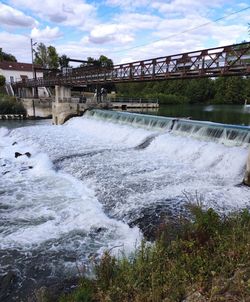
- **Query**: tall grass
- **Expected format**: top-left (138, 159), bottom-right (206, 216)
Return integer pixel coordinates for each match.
top-left (61, 205), bottom-right (250, 302)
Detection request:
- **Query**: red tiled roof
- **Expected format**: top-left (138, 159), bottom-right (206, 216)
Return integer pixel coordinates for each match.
top-left (0, 61), bottom-right (41, 72)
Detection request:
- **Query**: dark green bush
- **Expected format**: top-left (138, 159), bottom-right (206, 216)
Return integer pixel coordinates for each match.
top-left (0, 97), bottom-right (26, 114)
top-left (0, 75), bottom-right (5, 87)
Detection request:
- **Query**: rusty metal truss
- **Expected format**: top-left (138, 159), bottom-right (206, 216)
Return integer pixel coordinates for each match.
top-left (13, 42), bottom-right (250, 88)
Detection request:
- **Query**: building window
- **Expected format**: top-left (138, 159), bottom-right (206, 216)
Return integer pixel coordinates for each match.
top-left (10, 76), bottom-right (14, 83)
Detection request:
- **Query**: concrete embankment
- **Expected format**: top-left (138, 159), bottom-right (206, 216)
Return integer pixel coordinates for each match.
top-left (21, 98), bottom-right (52, 118)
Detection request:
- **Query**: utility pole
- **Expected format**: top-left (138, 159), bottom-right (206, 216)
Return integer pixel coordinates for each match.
top-left (30, 38), bottom-right (38, 97)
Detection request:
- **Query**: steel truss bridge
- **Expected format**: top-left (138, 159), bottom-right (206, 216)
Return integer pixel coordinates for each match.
top-left (14, 42), bottom-right (250, 88)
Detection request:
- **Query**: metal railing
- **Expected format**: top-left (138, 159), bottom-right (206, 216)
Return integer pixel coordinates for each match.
top-left (12, 42), bottom-right (250, 88)
top-left (110, 98), bottom-right (158, 103)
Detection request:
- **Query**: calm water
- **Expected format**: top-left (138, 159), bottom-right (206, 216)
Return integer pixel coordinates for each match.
top-left (0, 105), bottom-right (249, 129)
top-left (0, 119), bottom-right (51, 129)
top-left (137, 104), bottom-right (250, 126)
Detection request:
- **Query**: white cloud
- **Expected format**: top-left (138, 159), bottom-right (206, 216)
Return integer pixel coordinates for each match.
top-left (2, 0), bottom-right (249, 65)
top-left (10, 0), bottom-right (97, 30)
top-left (86, 13), bottom-right (160, 45)
top-left (31, 26), bottom-right (62, 42)
top-left (0, 31), bottom-right (31, 62)
top-left (0, 3), bottom-right (37, 28)
top-left (152, 0), bottom-right (228, 15)
top-left (88, 24), bottom-right (134, 44)
top-left (106, 0), bottom-right (151, 10)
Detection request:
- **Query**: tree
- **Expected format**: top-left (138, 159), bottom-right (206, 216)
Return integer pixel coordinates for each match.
top-left (0, 48), bottom-right (17, 62)
top-left (47, 46), bottom-right (59, 69)
top-left (81, 55), bottom-right (113, 68)
top-left (0, 75), bottom-right (5, 86)
top-left (214, 77), bottom-right (246, 104)
top-left (98, 55), bottom-right (113, 68)
top-left (34, 43), bottom-right (59, 69)
top-left (59, 54), bottom-right (70, 68)
top-left (34, 43), bottom-right (49, 68)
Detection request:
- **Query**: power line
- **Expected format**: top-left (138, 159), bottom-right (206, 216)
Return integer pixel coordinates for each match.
top-left (109, 6), bottom-right (250, 54)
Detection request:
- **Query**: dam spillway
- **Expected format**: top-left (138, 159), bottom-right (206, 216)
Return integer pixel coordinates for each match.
top-left (0, 111), bottom-right (249, 300)
top-left (86, 109), bottom-right (250, 146)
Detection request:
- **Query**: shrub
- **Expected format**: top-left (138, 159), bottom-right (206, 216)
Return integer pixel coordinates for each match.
top-left (0, 97), bottom-right (26, 114)
top-left (0, 75), bottom-right (6, 87)
top-left (61, 206), bottom-right (250, 302)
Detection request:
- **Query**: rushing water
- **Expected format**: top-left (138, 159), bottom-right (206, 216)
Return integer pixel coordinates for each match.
top-left (0, 109), bottom-right (250, 300)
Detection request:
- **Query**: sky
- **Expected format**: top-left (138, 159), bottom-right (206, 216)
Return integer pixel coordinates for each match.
top-left (0, 0), bottom-right (249, 65)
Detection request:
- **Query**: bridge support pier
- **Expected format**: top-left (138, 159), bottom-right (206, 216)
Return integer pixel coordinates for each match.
top-left (52, 85), bottom-right (87, 125)
top-left (18, 87), bottom-right (33, 98)
top-left (55, 85), bottom-right (71, 102)
top-left (243, 151), bottom-right (250, 186)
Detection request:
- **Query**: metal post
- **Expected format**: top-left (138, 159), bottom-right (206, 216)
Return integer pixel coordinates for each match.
top-left (30, 38), bottom-right (38, 98)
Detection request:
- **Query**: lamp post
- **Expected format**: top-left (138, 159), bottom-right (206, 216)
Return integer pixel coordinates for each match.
top-left (30, 38), bottom-right (38, 97)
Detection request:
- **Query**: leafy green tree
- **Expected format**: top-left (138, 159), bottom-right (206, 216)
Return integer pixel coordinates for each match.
top-left (214, 77), bottom-right (246, 104)
top-left (59, 54), bottom-right (70, 68)
top-left (98, 55), bottom-right (113, 68)
top-left (0, 48), bottom-right (17, 62)
top-left (0, 75), bottom-right (6, 86)
top-left (47, 46), bottom-right (59, 69)
top-left (82, 55), bottom-right (113, 68)
top-left (34, 43), bottom-right (59, 69)
top-left (34, 43), bottom-right (48, 68)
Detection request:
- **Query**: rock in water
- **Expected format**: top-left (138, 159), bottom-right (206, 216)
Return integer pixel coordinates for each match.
top-left (15, 152), bottom-right (22, 158)
top-left (0, 271), bottom-right (16, 301)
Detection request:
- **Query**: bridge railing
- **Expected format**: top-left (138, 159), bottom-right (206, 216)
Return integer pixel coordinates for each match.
top-left (12, 42), bottom-right (250, 88)
top-left (110, 98), bottom-right (158, 104)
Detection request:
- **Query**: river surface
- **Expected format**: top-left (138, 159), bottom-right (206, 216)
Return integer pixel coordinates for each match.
top-left (140, 104), bottom-right (250, 126)
top-left (0, 105), bottom-right (250, 301)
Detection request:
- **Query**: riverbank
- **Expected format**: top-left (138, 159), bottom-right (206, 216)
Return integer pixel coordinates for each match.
top-left (0, 94), bottom-right (26, 115)
top-left (58, 205), bottom-right (250, 302)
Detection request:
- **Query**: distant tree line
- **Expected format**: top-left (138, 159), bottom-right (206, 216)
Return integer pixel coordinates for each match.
top-left (33, 43), bottom-right (114, 70)
top-left (0, 48), bottom-right (17, 62)
top-left (115, 76), bottom-right (250, 105)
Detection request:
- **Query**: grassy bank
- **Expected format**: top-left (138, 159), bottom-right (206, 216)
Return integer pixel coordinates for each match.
top-left (0, 93), bottom-right (26, 115)
top-left (59, 204), bottom-right (250, 302)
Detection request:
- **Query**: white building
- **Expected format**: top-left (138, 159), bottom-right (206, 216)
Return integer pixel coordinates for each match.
top-left (0, 61), bottom-right (43, 83)
top-left (0, 61), bottom-right (50, 97)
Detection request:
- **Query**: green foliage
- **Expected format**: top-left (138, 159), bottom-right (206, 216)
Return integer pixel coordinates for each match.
top-left (47, 46), bottom-right (59, 69)
top-left (82, 56), bottom-right (113, 68)
top-left (115, 76), bottom-right (249, 105)
top-left (61, 206), bottom-right (250, 302)
top-left (60, 279), bottom-right (95, 302)
top-left (0, 75), bottom-right (5, 86)
top-left (0, 48), bottom-right (17, 62)
top-left (59, 55), bottom-right (70, 68)
top-left (34, 43), bottom-right (59, 69)
top-left (0, 96), bottom-right (26, 114)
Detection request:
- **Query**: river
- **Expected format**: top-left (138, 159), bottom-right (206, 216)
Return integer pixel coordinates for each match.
top-left (0, 104), bottom-right (249, 301)
top-left (141, 104), bottom-right (250, 126)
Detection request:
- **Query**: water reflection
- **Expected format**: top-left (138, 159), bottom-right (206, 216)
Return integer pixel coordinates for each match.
top-left (128, 104), bottom-right (250, 126)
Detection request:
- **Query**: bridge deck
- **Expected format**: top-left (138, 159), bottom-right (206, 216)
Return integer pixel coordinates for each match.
top-left (13, 42), bottom-right (250, 88)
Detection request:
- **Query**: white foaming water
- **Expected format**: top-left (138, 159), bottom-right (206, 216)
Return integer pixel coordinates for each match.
top-left (0, 113), bottom-right (249, 293)
top-left (0, 125), bottom-right (141, 254)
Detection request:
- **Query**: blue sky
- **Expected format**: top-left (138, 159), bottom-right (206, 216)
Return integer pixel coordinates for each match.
top-left (0, 0), bottom-right (249, 64)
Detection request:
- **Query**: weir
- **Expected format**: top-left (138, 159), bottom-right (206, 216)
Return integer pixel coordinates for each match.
top-left (85, 109), bottom-right (250, 185)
